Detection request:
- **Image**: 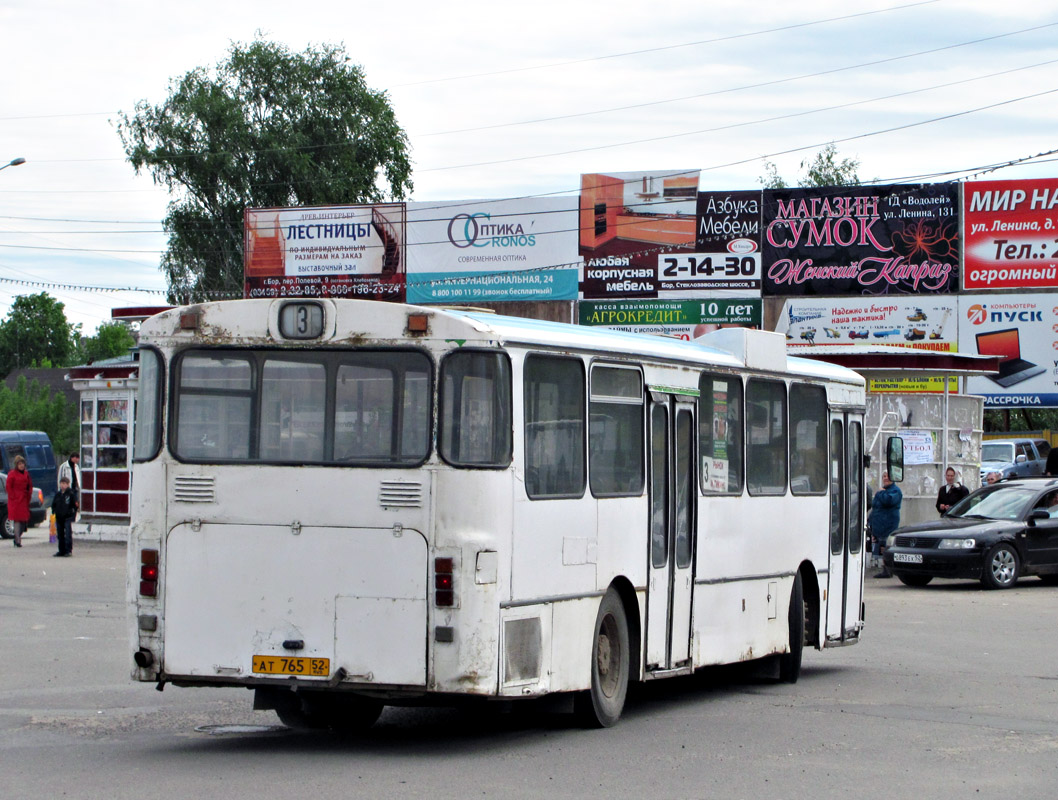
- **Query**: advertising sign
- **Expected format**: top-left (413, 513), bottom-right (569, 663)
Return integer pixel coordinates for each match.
top-left (244, 204), bottom-right (406, 300)
top-left (775, 297), bottom-right (958, 350)
top-left (405, 198), bottom-right (580, 303)
top-left (578, 298), bottom-right (761, 339)
top-left (899, 429), bottom-right (936, 465)
top-left (869, 377), bottom-right (959, 393)
top-left (579, 169), bottom-right (700, 299)
top-left (963, 178), bottom-right (1058, 290)
top-left (762, 184), bottom-right (960, 296)
top-left (961, 293), bottom-right (1058, 407)
top-left (675, 190), bottom-right (763, 292)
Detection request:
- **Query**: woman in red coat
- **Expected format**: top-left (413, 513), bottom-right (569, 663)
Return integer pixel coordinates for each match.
top-left (6, 455), bottom-right (33, 547)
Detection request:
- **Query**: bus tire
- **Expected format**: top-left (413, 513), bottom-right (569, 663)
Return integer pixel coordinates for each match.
top-left (574, 589), bottom-right (629, 728)
top-left (778, 573), bottom-right (804, 684)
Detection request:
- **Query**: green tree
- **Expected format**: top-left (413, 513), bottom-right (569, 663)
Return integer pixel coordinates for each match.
top-left (0, 293), bottom-right (77, 377)
top-left (74, 321), bottom-right (136, 365)
top-left (0, 376), bottom-right (78, 456)
top-left (118, 37), bottom-right (414, 303)
top-left (758, 159), bottom-right (788, 189)
top-left (759, 143), bottom-right (861, 189)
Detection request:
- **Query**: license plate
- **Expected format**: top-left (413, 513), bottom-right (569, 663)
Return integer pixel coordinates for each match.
top-left (252, 655), bottom-right (330, 676)
top-left (893, 553), bottom-right (923, 564)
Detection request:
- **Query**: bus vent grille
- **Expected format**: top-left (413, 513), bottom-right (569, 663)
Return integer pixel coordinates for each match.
top-left (503, 617), bottom-right (542, 684)
top-left (173, 476), bottom-right (216, 503)
top-left (378, 481), bottom-right (423, 508)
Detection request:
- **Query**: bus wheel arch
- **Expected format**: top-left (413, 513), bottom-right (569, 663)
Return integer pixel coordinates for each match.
top-left (798, 561), bottom-right (820, 649)
top-left (608, 576), bottom-right (641, 684)
top-left (778, 571), bottom-right (805, 683)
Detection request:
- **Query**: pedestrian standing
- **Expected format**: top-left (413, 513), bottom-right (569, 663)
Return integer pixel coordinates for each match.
top-left (869, 470), bottom-right (902, 579)
top-left (57, 453), bottom-right (81, 519)
top-left (51, 476), bottom-right (76, 557)
top-left (5, 455), bottom-right (33, 548)
top-left (936, 467), bottom-right (969, 515)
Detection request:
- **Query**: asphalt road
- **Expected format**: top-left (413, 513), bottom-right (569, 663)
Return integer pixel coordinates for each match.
top-left (2, 529), bottom-right (1057, 800)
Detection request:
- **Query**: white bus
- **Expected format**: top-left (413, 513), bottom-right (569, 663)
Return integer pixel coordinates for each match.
top-left (129, 298), bottom-right (869, 729)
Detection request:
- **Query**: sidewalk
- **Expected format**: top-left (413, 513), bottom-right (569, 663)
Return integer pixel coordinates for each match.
top-left (1, 524), bottom-right (125, 572)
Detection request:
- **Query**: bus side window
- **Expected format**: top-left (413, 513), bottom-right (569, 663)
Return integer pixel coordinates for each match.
top-left (789, 384), bottom-right (827, 495)
top-left (524, 355), bottom-right (585, 499)
top-left (589, 365), bottom-right (643, 497)
top-left (698, 373), bottom-right (743, 495)
top-left (439, 351), bottom-right (511, 468)
top-left (746, 380), bottom-right (787, 496)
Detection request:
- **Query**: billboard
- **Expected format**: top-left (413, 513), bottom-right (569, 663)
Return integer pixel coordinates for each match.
top-left (963, 179), bottom-right (1058, 290)
top-left (244, 204), bottom-right (406, 300)
top-left (961, 293), bottom-right (1058, 407)
top-left (405, 198), bottom-right (580, 303)
top-left (775, 297), bottom-right (958, 350)
top-left (763, 183), bottom-right (960, 296)
top-left (579, 169), bottom-right (700, 299)
top-left (680, 190), bottom-right (763, 293)
top-left (578, 297), bottom-right (761, 339)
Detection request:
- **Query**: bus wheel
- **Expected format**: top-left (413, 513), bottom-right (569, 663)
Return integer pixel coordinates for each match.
top-left (275, 692), bottom-right (383, 732)
top-left (778, 573), bottom-right (804, 684)
top-left (575, 589), bottom-right (629, 728)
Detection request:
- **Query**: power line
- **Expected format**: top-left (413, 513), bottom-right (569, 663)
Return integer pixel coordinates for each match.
top-left (419, 25), bottom-right (1058, 137)
top-left (0, 3), bottom-right (940, 130)
top-left (423, 86), bottom-right (1058, 172)
top-left (392, 0), bottom-right (942, 88)
top-left (0, 110), bottom-right (118, 122)
top-left (8, 55), bottom-right (1056, 207)
top-left (0, 276), bottom-right (166, 295)
top-left (4, 135), bottom-right (1058, 262)
top-left (24, 17), bottom-right (1054, 169)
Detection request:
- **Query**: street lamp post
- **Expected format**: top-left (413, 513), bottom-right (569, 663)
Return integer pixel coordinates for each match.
top-left (0, 157), bottom-right (26, 172)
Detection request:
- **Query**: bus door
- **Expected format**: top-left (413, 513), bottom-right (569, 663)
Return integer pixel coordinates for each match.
top-left (645, 394), bottom-right (696, 672)
top-left (825, 415), bottom-right (865, 641)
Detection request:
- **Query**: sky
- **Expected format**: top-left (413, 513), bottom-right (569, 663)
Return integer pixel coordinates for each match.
top-left (2, 0), bottom-right (1057, 332)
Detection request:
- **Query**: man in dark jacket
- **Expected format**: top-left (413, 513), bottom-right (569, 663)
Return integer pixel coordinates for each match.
top-left (51, 477), bottom-right (76, 557)
top-left (869, 471), bottom-right (902, 579)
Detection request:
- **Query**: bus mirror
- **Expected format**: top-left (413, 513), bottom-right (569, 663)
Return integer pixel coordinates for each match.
top-left (886, 437), bottom-right (904, 483)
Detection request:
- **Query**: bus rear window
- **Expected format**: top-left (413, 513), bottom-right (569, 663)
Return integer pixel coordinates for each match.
top-left (172, 349), bottom-right (431, 465)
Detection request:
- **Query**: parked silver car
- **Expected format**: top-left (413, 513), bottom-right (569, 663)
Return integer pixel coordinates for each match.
top-left (979, 438), bottom-right (1051, 482)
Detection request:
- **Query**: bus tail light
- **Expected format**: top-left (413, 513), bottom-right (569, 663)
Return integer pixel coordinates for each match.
top-left (435, 557), bottom-right (454, 606)
top-left (140, 549), bottom-right (159, 597)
